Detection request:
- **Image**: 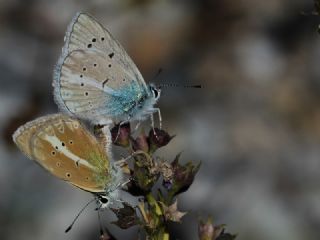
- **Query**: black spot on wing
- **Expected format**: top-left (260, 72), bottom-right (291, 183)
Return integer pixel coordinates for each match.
top-left (108, 52), bottom-right (114, 58)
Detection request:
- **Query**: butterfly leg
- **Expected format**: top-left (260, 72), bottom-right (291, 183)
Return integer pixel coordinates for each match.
top-left (154, 108), bottom-right (162, 129)
top-left (114, 120), bottom-right (129, 142)
top-left (133, 121), bottom-right (141, 133)
top-left (150, 113), bottom-right (157, 136)
top-left (120, 179), bottom-right (131, 188)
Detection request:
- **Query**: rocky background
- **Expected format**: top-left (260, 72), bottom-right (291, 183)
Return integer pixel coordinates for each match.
top-left (1, 0), bottom-right (320, 239)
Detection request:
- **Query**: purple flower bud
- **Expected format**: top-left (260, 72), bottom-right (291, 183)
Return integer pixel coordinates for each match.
top-left (111, 122), bottom-right (131, 147)
top-left (198, 218), bottom-right (215, 240)
top-left (131, 130), bottom-right (149, 152)
top-left (169, 153), bottom-right (201, 198)
top-left (149, 128), bottom-right (174, 153)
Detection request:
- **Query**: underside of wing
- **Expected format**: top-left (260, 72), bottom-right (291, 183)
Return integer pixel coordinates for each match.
top-left (54, 50), bottom-right (147, 120)
top-left (13, 114), bottom-right (111, 193)
top-left (13, 114), bottom-right (68, 159)
top-left (53, 12), bottom-right (148, 121)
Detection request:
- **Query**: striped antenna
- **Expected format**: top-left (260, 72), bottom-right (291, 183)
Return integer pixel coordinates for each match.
top-left (158, 83), bottom-right (202, 88)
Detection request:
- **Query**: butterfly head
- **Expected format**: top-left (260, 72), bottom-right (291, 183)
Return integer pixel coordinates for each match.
top-left (97, 194), bottom-right (109, 208)
top-left (149, 83), bottom-right (161, 102)
top-left (96, 186), bottom-right (121, 208)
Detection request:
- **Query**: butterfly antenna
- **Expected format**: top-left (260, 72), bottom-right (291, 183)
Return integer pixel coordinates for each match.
top-left (158, 83), bottom-right (202, 88)
top-left (65, 198), bottom-right (96, 233)
top-left (97, 209), bottom-right (104, 235)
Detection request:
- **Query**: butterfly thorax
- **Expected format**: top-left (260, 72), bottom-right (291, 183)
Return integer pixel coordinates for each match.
top-left (108, 82), bottom-right (159, 123)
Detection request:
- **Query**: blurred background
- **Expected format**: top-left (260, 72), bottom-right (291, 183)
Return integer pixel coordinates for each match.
top-left (1, 0), bottom-right (320, 239)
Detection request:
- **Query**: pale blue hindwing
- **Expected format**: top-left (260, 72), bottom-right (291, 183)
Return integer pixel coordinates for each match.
top-left (53, 12), bottom-right (159, 125)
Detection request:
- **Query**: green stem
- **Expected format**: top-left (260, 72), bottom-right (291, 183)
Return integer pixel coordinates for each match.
top-left (145, 193), bottom-right (170, 240)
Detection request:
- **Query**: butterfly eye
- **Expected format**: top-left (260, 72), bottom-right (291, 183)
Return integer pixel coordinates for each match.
top-left (152, 88), bottom-right (159, 98)
top-left (98, 195), bottom-right (108, 204)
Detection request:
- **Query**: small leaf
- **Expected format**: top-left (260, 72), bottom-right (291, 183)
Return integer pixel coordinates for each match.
top-left (168, 153), bottom-right (201, 198)
top-left (160, 200), bottom-right (187, 223)
top-left (110, 202), bottom-right (139, 229)
top-left (198, 217), bottom-right (221, 240)
top-left (198, 217), bottom-right (237, 240)
top-left (111, 123), bottom-right (131, 147)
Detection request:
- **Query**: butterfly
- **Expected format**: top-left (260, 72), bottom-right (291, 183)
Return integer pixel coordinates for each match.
top-left (53, 12), bottom-right (162, 128)
top-left (12, 114), bottom-right (123, 208)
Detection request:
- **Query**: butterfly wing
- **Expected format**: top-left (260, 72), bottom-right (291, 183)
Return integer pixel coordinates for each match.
top-left (12, 114), bottom-right (63, 159)
top-left (53, 12), bottom-right (149, 122)
top-left (55, 50), bottom-right (145, 119)
top-left (13, 114), bottom-right (111, 193)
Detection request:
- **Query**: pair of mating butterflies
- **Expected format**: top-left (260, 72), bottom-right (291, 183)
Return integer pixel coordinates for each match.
top-left (13, 12), bottom-right (161, 207)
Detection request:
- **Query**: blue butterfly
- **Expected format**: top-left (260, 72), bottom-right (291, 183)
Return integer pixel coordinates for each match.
top-left (53, 12), bottom-right (161, 128)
